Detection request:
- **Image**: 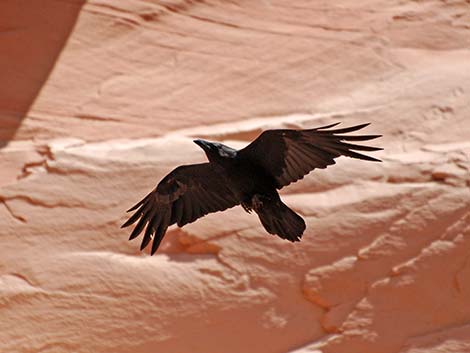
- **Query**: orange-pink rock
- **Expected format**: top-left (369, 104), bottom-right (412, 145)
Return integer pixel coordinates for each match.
top-left (1, 1), bottom-right (469, 353)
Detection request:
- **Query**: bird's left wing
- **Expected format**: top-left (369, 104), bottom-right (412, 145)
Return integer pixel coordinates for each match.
top-left (238, 122), bottom-right (382, 189)
top-left (121, 163), bottom-right (239, 255)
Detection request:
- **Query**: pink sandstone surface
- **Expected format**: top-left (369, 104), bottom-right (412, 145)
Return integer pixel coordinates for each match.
top-left (1, 0), bottom-right (470, 352)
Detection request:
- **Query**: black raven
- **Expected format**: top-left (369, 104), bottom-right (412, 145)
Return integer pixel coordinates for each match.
top-left (122, 122), bottom-right (382, 255)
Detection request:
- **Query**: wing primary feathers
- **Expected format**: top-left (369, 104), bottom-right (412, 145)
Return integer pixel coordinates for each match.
top-left (315, 122), bottom-right (341, 130)
top-left (129, 215), bottom-right (148, 240)
top-left (288, 147), bottom-right (311, 178)
top-left (143, 209), bottom-right (158, 242)
top-left (126, 191), bottom-right (153, 212)
top-left (140, 211), bottom-right (163, 250)
top-left (140, 229), bottom-right (153, 251)
top-left (301, 142), bottom-right (335, 166)
top-left (303, 146), bottom-right (333, 168)
top-left (142, 222), bottom-right (154, 244)
top-left (320, 144), bottom-right (382, 162)
top-left (347, 151), bottom-right (382, 162)
top-left (151, 211), bottom-right (171, 255)
top-left (309, 143), bottom-right (341, 159)
top-left (283, 158), bottom-right (298, 182)
top-left (121, 207), bottom-right (144, 228)
top-left (290, 143), bottom-right (318, 168)
top-left (337, 134), bottom-right (382, 141)
top-left (328, 141), bottom-right (384, 152)
top-left (151, 233), bottom-right (164, 256)
top-left (319, 122), bottom-right (370, 134)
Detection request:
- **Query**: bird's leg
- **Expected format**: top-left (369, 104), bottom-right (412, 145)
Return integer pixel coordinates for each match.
top-left (243, 194), bottom-right (271, 213)
top-left (241, 201), bottom-right (252, 214)
top-left (251, 194), bottom-right (265, 213)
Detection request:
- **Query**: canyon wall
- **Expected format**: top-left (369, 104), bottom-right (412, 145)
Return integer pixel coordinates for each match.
top-left (1, 1), bottom-right (469, 352)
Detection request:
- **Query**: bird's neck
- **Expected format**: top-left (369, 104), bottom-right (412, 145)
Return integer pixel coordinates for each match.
top-left (206, 152), bottom-right (236, 167)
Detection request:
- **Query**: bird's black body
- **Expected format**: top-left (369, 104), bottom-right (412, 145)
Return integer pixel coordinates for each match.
top-left (222, 156), bottom-right (277, 206)
top-left (122, 122), bottom-right (382, 254)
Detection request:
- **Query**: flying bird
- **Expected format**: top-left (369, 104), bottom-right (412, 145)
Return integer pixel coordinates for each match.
top-left (122, 122), bottom-right (382, 255)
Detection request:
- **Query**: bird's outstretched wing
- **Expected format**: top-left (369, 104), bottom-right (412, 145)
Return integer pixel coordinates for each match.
top-left (238, 122), bottom-right (382, 189)
top-left (121, 163), bottom-right (239, 255)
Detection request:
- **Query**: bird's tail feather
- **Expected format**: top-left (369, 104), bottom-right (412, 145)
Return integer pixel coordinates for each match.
top-left (253, 195), bottom-right (306, 242)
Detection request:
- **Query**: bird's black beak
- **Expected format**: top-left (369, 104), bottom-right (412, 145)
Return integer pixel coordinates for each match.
top-left (193, 139), bottom-right (211, 151)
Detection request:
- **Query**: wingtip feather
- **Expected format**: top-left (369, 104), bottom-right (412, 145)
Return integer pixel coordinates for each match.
top-left (129, 231), bottom-right (139, 240)
top-left (140, 234), bottom-right (152, 251)
top-left (121, 212), bottom-right (140, 228)
top-left (150, 241), bottom-right (164, 255)
top-left (360, 154), bottom-right (382, 162)
top-left (126, 191), bottom-right (153, 212)
top-left (329, 122), bottom-right (371, 134)
top-left (316, 122), bottom-right (341, 130)
top-left (127, 202), bottom-right (142, 213)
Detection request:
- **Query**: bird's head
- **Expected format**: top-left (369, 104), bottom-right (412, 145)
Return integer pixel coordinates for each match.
top-left (193, 139), bottom-right (237, 162)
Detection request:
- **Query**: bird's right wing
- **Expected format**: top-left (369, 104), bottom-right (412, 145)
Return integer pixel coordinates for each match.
top-left (238, 122), bottom-right (382, 189)
top-left (121, 163), bottom-right (239, 255)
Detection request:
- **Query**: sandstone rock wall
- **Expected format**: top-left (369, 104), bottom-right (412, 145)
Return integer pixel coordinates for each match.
top-left (1, 1), bottom-right (469, 352)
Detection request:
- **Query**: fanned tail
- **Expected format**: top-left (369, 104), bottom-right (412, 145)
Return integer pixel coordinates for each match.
top-left (252, 194), bottom-right (306, 242)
